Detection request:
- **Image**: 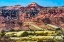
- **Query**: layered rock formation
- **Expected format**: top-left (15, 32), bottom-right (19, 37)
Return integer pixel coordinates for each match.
top-left (0, 2), bottom-right (64, 31)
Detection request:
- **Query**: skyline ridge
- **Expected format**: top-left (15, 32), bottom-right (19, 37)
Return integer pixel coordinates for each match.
top-left (0, 2), bottom-right (64, 7)
top-left (0, 0), bottom-right (64, 7)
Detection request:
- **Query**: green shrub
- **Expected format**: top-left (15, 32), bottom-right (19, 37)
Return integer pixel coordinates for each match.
top-left (21, 31), bottom-right (28, 37)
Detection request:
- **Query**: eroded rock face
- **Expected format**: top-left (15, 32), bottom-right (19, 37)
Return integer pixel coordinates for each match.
top-left (0, 2), bottom-right (64, 31)
top-left (35, 12), bottom-right (64, 28)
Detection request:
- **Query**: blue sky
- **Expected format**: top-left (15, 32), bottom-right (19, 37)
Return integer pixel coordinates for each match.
top-left (0, 0), bottom-right (64, 7)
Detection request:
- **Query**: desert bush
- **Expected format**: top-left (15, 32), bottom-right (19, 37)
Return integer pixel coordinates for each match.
top-left (21, 31), bottom-right (28, 37)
